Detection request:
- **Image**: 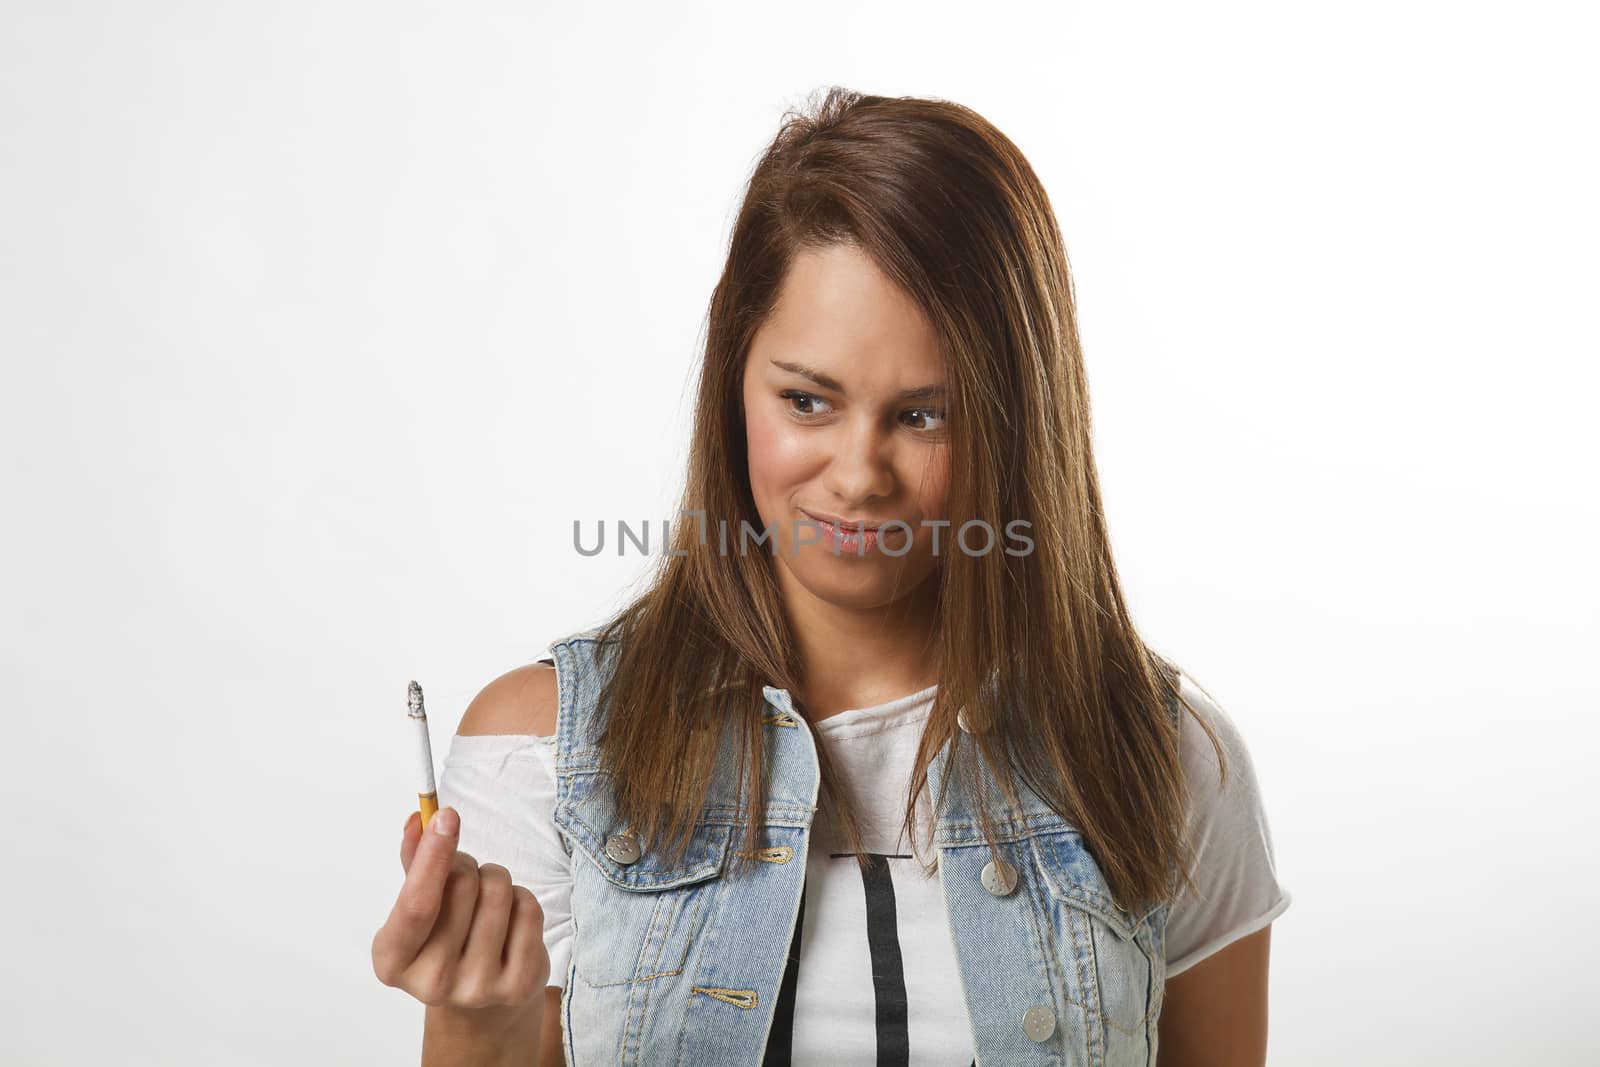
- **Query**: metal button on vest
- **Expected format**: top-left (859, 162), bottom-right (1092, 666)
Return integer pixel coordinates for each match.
top-left (957, 706), bottom-right (976, 733)
top-left (604, 832), bottom-right (641, 865)
top-left (980, 858), bottom-right (1018, 896)
top-left (1022, 1003), bottom-right (1056, 1042)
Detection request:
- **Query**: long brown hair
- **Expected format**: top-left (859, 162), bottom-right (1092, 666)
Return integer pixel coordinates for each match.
top-left (584, 86), bottom-right (1227, 913)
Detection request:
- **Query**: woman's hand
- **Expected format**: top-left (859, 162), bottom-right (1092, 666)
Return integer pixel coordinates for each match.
top-left (372, 807), bottom-right (551, 1025)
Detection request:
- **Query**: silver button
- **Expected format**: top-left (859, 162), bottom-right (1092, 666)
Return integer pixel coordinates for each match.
top-left (604, 832), bottom-right (641, 865)
top-left (957, 706), bottom-right (977, 733)
top-left (1021, 1003), bottom-right (1056, 1042)
top-left (980, 858), bottom-right (1018, 896)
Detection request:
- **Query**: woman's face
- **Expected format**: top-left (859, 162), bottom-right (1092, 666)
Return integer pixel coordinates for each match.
top-left (741, 243), bottom-right (951, 612)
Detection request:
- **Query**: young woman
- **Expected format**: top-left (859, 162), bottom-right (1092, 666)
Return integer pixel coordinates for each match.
top-left (372, 87), bottom-right (1291, 1066)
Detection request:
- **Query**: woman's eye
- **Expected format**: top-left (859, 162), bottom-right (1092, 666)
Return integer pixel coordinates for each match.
top-left (903, 407), bottom-right (948, 433)
top-left (780, 390), bottom-right (830, 418)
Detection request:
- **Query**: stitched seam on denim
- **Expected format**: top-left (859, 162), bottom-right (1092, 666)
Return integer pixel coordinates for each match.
top-left (1031, 826), bottom-right (1097, 1063)
top-left (680, 874), bottom-right (731, 1021)
top-left (622, 971), bottom-right (645, 1064)
top-left (1083, 911), bottom-right (1106, 1067)
top-left (934, 814), bottom-right (1077, 845)
top-left (1055, 894), bottom-right (1092, 1013)
top-left (1030, 834), bottom-right (1105, 1021)
top-left (659, 883), bottom-right (716, 1067)
top-left (1141, 925), bottom-right (1157, 1065)
top-left (689, 887), bottom-right (707, 959)
top-left (643, 890), bottom-right (674, 974)
top-left (560, 791), bottom-right (813, 829)
top-left (666, 888), bottom-right (706, 973)
top-left (578, 970), bottom-right (637, 989)
top-left (1145, 924), bottom-right (1162, 1030)
top-left (553, 641), bottom-right (576, 807)
top-left (1133, 923), bottom-right (1163, 1034)
top-left (574, 965), bottom-right (682, 988)
top-left (621, 893), bottom-right (669, 1062)
top-left (1100, 930), bottom-right (1153, 1036)
top-left (636, 895), bottom-right (681, 1062)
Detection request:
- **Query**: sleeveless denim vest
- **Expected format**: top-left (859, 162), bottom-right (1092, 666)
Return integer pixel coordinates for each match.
top-left (545, 627), bottom-right (1182, 1066)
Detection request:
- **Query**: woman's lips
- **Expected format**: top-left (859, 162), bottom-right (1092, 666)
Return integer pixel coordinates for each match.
top-left (800, 508), bottom-right (887, 530)
top-left (798, 509), bottom-right (907, 554)
top-left (817, 520), bottom-right (880, 554)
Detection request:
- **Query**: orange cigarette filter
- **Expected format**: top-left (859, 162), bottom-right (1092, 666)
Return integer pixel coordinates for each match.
top-left (408, 680), bottom-right (439, 829)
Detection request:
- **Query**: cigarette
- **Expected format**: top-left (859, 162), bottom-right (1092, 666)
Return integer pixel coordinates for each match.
top-left (408, 680), bottom-right (439, 829)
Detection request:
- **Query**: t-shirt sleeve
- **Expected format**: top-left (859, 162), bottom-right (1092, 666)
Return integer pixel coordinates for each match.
top-left (1163, 672), bottom-right (1292, 978)
top-left (436, 729), bottom-right (574, 989)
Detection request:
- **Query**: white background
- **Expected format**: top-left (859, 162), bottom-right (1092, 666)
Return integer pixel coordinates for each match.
top-left (3, 2), bottom-right (1596, 1064)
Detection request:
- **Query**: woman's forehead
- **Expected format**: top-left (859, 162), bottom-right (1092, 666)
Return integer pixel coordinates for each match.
top-left (748, 249), bottom-right (945, 391)
top-left (765, 247), bottom-right (936, 344)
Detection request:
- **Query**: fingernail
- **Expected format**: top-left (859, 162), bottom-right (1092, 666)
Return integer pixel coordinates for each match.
top-left (432, 808), bottom-right (458, 835)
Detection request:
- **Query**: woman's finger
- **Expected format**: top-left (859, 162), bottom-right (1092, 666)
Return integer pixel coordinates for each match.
top-left (407, 851), bottom-right (482, 994)
top-left (456, 863), bottom-right (516, 999)
top-left (501, 887), bottom-right (550, 1001)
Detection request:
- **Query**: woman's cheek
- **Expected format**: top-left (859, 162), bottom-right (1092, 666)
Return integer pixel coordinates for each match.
top-left (748, 416), bottom-right (811, 487)
top-left (915, 452), bottom-right (952, 522)
top-left (745, 412), bottom-right (774, 494)
top-left (745, 412), bottom-right (800, 517)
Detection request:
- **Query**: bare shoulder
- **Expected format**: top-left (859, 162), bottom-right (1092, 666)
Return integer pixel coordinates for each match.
top-left (456, 661), bottom-right (559, 738)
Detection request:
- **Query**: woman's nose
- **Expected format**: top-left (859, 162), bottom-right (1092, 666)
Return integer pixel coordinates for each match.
top-left (821, 420), bottom-right (896, 502)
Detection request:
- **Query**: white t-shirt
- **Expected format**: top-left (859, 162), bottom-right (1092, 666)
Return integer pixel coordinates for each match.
top-left (438, 664), bottom-right (1290, 1063)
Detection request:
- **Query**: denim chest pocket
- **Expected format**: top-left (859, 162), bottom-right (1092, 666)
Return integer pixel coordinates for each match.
top-left (553, 793), bottom-right (733, 988)
top-left (1026, 827), bottom-right (1166, 1053)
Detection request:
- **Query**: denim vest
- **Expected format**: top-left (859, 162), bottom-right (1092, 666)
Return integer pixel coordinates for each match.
top-left (546, 627), bottom-right (1180, 1066)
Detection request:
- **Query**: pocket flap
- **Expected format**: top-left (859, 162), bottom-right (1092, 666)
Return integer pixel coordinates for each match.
top-left (553, 784), bottom-right (732, 891)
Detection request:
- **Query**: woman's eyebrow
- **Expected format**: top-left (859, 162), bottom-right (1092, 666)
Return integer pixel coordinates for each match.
top-left (769, 359), bottom-right (946, 401)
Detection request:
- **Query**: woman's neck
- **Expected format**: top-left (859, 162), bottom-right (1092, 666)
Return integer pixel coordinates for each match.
top-left (778, 572), bottom-right (941, 722)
